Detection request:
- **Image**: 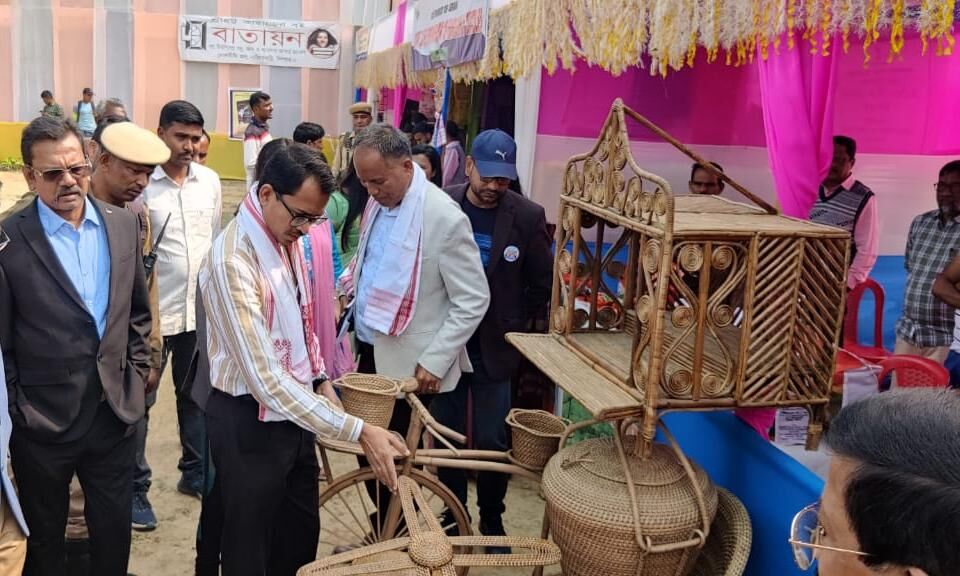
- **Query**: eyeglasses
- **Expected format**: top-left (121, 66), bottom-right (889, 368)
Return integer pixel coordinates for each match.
top-left (28, 162), bottom-right (92, 183)
top-left (0, 226), bottom-right (8, 253)
top-left (276, 192), bottom-right (327, 228)
top-left (789, 502), bottom-right (869, 570)
top-left (935, 182), bottom-right (960, 195)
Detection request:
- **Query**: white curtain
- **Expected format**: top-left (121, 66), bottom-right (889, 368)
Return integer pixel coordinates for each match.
top-left (514, 70), bottom-right (541, 198)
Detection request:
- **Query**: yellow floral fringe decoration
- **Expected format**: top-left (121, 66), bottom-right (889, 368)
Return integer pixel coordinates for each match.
top-left (353, 0), bottom-right (956, 88)
top-left (888, 0), bottom-right (905, 61)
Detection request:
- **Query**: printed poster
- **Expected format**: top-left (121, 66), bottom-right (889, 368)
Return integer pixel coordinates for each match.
top-left (411, 0), bottom-right (488, 71)
top-left (179, 15), bottom-right (340, 70)
top-left (228, 88), bottom-right (258, 141)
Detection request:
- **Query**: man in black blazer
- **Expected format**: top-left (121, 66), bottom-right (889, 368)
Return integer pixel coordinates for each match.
top-left (0, 116), bottom-right (151, 575)
top-left (432, 130), bottom-right (553, 543)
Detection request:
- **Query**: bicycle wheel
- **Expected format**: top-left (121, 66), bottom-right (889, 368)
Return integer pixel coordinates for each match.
top-left (317, 467), bottom-right (472, 557)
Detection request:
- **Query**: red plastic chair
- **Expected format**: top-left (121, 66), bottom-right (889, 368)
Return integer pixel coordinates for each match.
top-left (843, 279), bottom-right (892, 363)
top-left (877, 355), bottom-right (950, 389)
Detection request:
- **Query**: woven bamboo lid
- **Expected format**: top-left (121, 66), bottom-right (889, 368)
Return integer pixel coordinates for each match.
top-left (543, 438), bottom-right (718, 542)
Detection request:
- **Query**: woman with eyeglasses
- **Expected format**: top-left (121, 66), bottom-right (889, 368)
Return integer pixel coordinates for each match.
top-left (789, 388), bottom-right (960, 576)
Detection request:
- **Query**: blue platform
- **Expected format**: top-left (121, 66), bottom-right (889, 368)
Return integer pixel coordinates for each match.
top-left (662, 412), bottom-right (823, 576)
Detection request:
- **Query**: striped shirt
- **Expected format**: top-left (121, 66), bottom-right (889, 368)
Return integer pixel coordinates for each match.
top-left (199, 219), bottom-right (363, 442)
top-left (896, 210), bottom-right (960, 348)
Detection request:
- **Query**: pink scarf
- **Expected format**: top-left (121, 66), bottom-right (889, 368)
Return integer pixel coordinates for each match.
top-left (237, 190), bottom-right (323, 422)
top-left (304, 223), bottom-right (355, 379)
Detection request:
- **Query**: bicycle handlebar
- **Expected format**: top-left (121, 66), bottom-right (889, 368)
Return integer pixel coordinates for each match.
top-left (405, 391), bottom-right (467, 445)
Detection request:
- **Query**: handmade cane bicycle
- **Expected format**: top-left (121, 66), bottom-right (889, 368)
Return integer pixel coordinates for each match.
top-left (313, 374), bottom-right (563, 559)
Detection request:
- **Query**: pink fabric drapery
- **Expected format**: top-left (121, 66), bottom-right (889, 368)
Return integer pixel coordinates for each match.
top-left (306, 223), bottom-right (355, 379)
top-left (757, 42), bottom-right (840, 217)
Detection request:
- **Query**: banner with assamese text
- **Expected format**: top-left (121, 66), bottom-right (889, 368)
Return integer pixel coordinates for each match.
top-left (178, 15), bottom-right (340, 69)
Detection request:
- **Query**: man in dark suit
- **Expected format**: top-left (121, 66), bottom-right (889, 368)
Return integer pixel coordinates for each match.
top-left (0, 116), bottom-right (151, 576)
top-left (432, 129), bottom-right (553, 544)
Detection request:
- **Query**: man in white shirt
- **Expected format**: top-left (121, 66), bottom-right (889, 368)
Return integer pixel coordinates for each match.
top-left (143, 100), bottom-right (223, 509)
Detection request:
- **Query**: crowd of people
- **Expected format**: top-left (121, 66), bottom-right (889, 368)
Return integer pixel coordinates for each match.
top-left (0, 88), bottom-right (957, 576)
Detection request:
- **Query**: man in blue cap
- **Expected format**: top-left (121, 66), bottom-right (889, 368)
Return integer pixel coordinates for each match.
top-left (433, 129), bottom-right (553, 548)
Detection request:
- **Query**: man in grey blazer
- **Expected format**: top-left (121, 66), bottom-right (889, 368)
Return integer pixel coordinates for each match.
top-left (348, 123), bottom-right (489, 399)
top-left (346, 123), bottom-right (489, 530)
top-left (0, 116), bottom-right (151, 576)
top-left (0, 227), bottom-right (28, 573)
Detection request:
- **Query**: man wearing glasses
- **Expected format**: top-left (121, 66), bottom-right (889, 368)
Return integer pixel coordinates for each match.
top-left (0, 116), bottom-right (152, 575)
top-left (199, 143), bottom-right (407, 574)
top-left (894, 160), bottom-right (960, 364)
top-left (789, 388), bottom-right (959, 575)
top-left (61, 120), bottom-right (171, 569)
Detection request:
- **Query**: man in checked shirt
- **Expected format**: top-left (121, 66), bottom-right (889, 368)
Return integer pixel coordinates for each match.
top-left (894, 160), bottom-right (960, 365)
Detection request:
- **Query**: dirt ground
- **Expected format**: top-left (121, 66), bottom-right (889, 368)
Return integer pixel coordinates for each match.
top-left (0, 173), bottom-right (561, 575)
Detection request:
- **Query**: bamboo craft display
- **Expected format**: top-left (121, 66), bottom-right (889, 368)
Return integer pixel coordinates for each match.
top-left (507, 98), bottom-right (850, 456)
top-left (298, 477), bottom-right (562, 576)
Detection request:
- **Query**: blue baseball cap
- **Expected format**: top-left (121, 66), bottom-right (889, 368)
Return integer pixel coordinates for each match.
top-left (471, 129), bottom-right (517, 180)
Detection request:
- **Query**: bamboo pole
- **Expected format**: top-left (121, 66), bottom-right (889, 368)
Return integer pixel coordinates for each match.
top-left (413, 456), bottom-right (542, 482)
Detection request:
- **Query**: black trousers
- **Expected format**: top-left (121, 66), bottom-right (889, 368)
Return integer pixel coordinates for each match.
top-left (194, 426), bottom-right (224, 576)
top-left (11, 401), bottom-right (136, 576)
top-left (206, 390), bottom-right (320, 576)
top-left (355, 341), bottom-right (433, 533)
top-left (159, 330), bottom-right (204, 481)
top-left (430, 353), bottom-right (511, 523)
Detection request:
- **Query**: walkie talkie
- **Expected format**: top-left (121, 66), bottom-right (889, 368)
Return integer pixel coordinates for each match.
top-left (143, 213), bottom-right (172, 276)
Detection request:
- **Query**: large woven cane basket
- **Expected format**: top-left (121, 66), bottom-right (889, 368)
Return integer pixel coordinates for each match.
top-left (542, 436), bottom-right (718, 576)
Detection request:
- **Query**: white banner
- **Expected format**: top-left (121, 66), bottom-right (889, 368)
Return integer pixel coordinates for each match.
top-left (179, 16), bottom-right (340, 70)
top-left (411, 0), bottom-right (488, 70)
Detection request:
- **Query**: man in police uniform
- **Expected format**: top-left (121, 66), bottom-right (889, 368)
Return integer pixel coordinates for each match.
top-left (332, 102), bottom-right (373, 177)
top-left (64, 120), bottom-right (169, 574)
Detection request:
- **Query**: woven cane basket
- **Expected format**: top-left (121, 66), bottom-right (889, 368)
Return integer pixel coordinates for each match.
top-left (690, 488), bottom-right (752, 576)
top-left (334, 373), bottom-right (400, 429)
top-left (505, 409), bottom-right (569, 470)
top-left (542, 435), bottom-right (718, 576)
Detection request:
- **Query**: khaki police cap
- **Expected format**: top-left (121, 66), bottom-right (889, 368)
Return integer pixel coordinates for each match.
top-left (349, 102), bottom-right (372, 116)
top-left (99, 122), bottom-right (171, 166)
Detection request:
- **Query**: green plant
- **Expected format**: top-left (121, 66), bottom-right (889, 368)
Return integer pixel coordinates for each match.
top-left (561, 395), bottom-right (614, 443)
top-left (0, 157), bottom-right (24, 171)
